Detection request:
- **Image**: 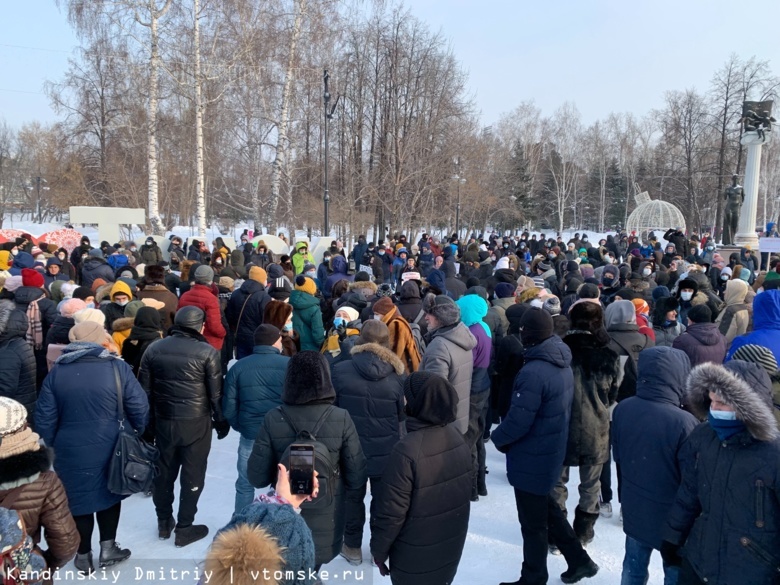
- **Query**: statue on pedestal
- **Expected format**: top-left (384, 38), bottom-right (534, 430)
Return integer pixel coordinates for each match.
top-left (722, 174), bottom-right (744, 246)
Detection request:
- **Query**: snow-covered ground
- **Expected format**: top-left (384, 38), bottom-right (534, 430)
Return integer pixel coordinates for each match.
top-left (49, 432), bottom-right (665, 584)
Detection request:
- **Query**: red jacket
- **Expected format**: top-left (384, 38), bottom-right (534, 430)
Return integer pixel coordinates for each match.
top-left (178, 284), bottom-right (227, 350)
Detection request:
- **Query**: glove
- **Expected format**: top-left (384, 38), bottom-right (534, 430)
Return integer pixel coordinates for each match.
top-left (660, 540), bottom-right (682, 568)
top-left (374, 559), bottom-right (390, 577)
top-left (213, 419), bottom-right (231, 440)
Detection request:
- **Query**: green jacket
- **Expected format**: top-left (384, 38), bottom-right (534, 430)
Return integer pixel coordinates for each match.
top-left (290, 289), bottom-right (325, 351)
top-left (292, 242), bottom-right (315, 275)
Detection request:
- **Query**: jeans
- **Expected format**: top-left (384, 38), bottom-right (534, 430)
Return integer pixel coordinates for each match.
top-left (344, 476), bottom-right (381, 548)
top-left (235, 434), bottom-right (256, 515)
top-left (621, 536), bottom-right (679, 585)
top-left (553, 464), bottom-right (603, 515)
top-left (512, 489), bottom-right (590, 585)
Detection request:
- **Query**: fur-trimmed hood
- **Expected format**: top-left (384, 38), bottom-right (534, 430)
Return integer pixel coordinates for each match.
top-left (0, 449), bottom-right (51, 488)
top-left (111, 316), bottom-right (135, 333)
top-left (0, 299), bottom-right (23, 340)
top-left (349, 279), bottom-right (378, 297)
top-left (205, 524), bottom-right (284, 585)
top-left (350, 342), bottom-right (405, 376)
top-left (686, 362), bottom-right (779, 442)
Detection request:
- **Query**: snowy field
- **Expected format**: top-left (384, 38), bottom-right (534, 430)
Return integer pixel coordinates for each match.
top-left (49, 432), bottom-right (665, 584)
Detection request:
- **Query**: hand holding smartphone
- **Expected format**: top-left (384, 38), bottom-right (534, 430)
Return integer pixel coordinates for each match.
top-left (276, 445), bottom-right (319, 509)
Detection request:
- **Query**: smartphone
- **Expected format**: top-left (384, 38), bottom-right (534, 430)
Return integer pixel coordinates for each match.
top-left (288, 444), bottom-right (315, 495)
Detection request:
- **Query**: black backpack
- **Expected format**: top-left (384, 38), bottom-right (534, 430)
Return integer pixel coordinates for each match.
top-left (279, 406), bottom-right (338, 510)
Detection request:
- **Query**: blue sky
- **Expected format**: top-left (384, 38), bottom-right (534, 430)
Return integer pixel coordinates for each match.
top-left (2, 0), bottom-right (779, 129)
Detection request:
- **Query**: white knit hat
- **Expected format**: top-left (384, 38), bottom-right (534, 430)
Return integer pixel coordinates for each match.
top-left (73, 308), bottom-right (107, 326)
top-left (0, 397), bottom-right (28, 436)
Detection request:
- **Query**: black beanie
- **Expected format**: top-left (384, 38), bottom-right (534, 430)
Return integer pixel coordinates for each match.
top-left (687, 304), bottom-right (712, 324)
top-left (519, 307), bottom-right (554, 347)
top-left (73, 286), bottom-right (93, 301)
top-left (253, 324), bottom-right (281, 346)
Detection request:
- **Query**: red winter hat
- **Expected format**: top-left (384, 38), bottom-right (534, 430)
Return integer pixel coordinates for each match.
top-left (21, 268), bottom-right (44, 289)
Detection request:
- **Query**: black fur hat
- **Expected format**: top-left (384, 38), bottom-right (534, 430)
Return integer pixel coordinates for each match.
top-left (282, 351), bottom-right (336, 406)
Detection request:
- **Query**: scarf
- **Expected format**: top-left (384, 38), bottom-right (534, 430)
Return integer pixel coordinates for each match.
top-left (25, 298), bottom-right (43, 351)
top-left (55, 342), bottom-right (114, 364)
top-left (708, 413), bottom-right (746, 441)
top-left (0, 426), bottom-right (41, 460)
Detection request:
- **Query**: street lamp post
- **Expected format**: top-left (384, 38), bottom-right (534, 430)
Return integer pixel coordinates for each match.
top-left (453, 157), bottom-right (466, 237)
top-left (322, 69), bottom-right (340, 237)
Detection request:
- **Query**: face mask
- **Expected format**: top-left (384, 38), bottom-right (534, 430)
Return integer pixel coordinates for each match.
top-left (503, 244), bottom-right (509, 249)
top-left (130, 247), bottom-right (137, 252)
top-left (11, 249), bottom-right (18, 256)
top-left (681, 291), bottom-right (693, 301)
top-left (86, 302), bottom-right (95, 309)
top-left (721, 275), bottom-right (729, 281)
top-left (709, 408), bottom-right (737, 421)
top-left (642, 268), bottom-right (652, 276)
top-left (378, 251), bottom-right (385, 256)
top-left (58, 254), bottom-right (66, 261)
top-left (116, 299), bottom-right (129, 307)
top-left (374, 314), bottom-right (383, 320)
top-left (305, 270), bottom-right (316, 278)
top-left (333, 317), bottom-right (346, 328)
top-left (323, 257), bottom-right (331, 263)
top-left (283, 322), bottom-right (293, 332)
top-left (548, 254), bottom-right (557, 260)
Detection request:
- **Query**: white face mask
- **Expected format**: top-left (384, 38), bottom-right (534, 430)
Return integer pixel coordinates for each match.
top-left (116, 298), bottom-right (130, 307)
top-left (11, 249), bottom-right (18, 256)
top-left (642, 268), bottom-right (652, 276)
top-left (374, 314), bottom-right (382, 320)
top-left (681, 291), bottom-right (693, 301)
top-left (305, 271), bottom-right (316, 278)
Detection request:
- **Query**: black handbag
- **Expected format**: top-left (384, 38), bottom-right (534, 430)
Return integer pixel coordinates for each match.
top-left (107, 361), bottom-right (160, 496)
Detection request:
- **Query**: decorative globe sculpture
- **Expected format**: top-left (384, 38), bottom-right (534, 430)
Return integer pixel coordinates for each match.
top-left (626, 192), bottom-right (686, 240)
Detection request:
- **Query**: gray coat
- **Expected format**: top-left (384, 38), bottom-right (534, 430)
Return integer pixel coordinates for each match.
top-left (420, 323), bottom-right (477, 434)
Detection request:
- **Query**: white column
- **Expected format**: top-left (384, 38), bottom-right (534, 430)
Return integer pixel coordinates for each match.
top-left (734, 132), bottom-right (770, 250)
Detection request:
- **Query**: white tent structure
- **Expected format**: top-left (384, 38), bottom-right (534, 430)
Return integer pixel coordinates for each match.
top-left (626, 192), bottom-right (686, 239)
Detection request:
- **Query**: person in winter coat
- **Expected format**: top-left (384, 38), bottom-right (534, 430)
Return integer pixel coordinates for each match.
top-left (101, 280), bottom-right (133, 331)
top-left (420, 294), bottom-right (477, 435)
top-left (45, 298), bottom-right (86, 354)
top-left (140, 237), bottom-right (163, 266)
top-left (247, 351), bottom-right (367, 570)
top-left (730, 344), bottom-right (780, 428)
top-left (612, 346), bottom-right (698, 585)
top-left (222, 324), bottom-right (289, 515)
top-left (109, 299), bottom-right (145, 352)
top-left (652, 296), bottom-right (686, 347)
top-left (178, 265), bottom-right (227, 351)
top-left (662, 361), bottom-right (780, 585)
top-left (324, 254), bottom-right (352, 300)
top-left (249, 240), bottom-right (274, 269)
top-left (36, 321), bottom-right (149, 572)
top-left (554, 302), bottom-right (620, 546)
top-left (80, 249), bottom-right (115, 289)
top-left (70, 236), bottom-right (93, 274)
top-left (211, 237), bottom-right (230, 263)
top-left (226, 266), bottom-right (271, 359)
top-left (671, 304), bottom-right (727, 366)
top-left (120, 306), bottom-right (163, 376)
top-left (138, 306), bottom-right (230, 548)
top-left (137, 265), bottom-right (178, 331)
top-left (491, 308), bottom-right (600, 585)
top-left (14, 268), bottom-right (58, 389)
top-left (494, 303), bottom-right (528, 420)
top-left (331, 320), bottom-right (406, 566)
top-left (726, 289), bottom-right (780, 362)
top-left (370, 371), bottom-right (472, 585)
top-left (43, 257), bottom-right (69, 291)
top-left (0, 398), bottom-right (79, 571)
top-left (372, 296), bottom-right (421, 373)
top-left (290, 276), bottom-right (325, 351)
top-left (0, 301), bottom-right (37, 424)
top-left (220, 249), bottom-right (247, 280)
top-left (456, 293), bottom-right (493, 500)
top-left (396, 280), bottom-right (426, 335)
top-left (291, 241), bottom-right (315, 276)
top-left (715, 278), bottom-right (751, 348)
top-left (605, 300), bottom-right (654, 401)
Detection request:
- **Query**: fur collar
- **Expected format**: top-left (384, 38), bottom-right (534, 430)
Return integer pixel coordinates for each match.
top-left (204, 524), bottom-right (283, 581)
top-left (112, 316), bottom-right (135, 332)
top-left (687, 363), bottom-right (779, 442)
top-left (0, 449), bottom-right (51, 487)
top-left (350, 342), bottom-right (405, 375)
top-left (349, 280), bottom-right (378, 296)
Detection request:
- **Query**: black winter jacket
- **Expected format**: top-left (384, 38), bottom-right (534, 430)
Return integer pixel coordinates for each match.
top-left (0, 301), bottom-right (37, 420)
top-left (138, 326), bottom-right (225, 425)
top-left (370, 374), bottom-right (472, 585)
top-left (562, 332), bottom-right (620, 466)
top-left (13, 287), bottom-right (58, 387)
top-left (665, 362), bottom-right (780, 584)
top-left (247, 400), bottom-right (367, 566)
top-left (613, 347), bottom-right (698, 549)
top-left (226, 280), bottom-right (272, 359)
top-left (44, 316), bottom-right (74, 348)
top-left (332, 343), bottom-right (406, 478)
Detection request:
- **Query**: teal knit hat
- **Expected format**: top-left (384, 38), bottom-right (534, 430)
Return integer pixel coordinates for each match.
top-left (456, 294), bottom-right (491, 338)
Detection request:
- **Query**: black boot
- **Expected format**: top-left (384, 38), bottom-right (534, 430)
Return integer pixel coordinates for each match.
top-left (560, 556), bottom-right (599, 583)
top-left (99, 540), bottom-right (131, 568)
top-left (74, 552), bottom-right (94, 574)
top-left (158, 517), bottom-right (176, 540)
top-left (174, 524), bottom-right (209, 548)
top-left (572, 506), bottom-right (599, 546)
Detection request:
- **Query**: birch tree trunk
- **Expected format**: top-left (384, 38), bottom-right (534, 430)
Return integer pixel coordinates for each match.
top-left (268, 0), bottom-right (307, 231)
top-left (193, 0), bottom-right (206, 237)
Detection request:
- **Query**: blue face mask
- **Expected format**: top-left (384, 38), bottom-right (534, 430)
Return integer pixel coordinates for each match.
top-left (333, 317), bottom-right (346, 328)
top-left (305, 271), bottom-right (316, 278)
top-left (283, 322), bottom-right (293, 332)
top-left (378, 251), bottom-right (385, 256)
top-left (709, 408), bottom-right (737, 421)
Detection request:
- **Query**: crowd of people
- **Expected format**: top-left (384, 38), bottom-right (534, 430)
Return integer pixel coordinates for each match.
top-left (0, 225), bottom-right (778, 585)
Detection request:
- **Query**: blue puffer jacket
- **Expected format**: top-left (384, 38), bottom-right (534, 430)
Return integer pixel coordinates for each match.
top-left (324, 255), bottom-right (353, 299)
top-left (35, 347), bottom-right (149, 516)
top-left (223, 346), bottom-right (289, 441)
top-left (613, 347), bottom-right (698, 549)
top-left (491, 336), bottom-right (574, 495)
top-left (726, 289), bottom-right (780, 363)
